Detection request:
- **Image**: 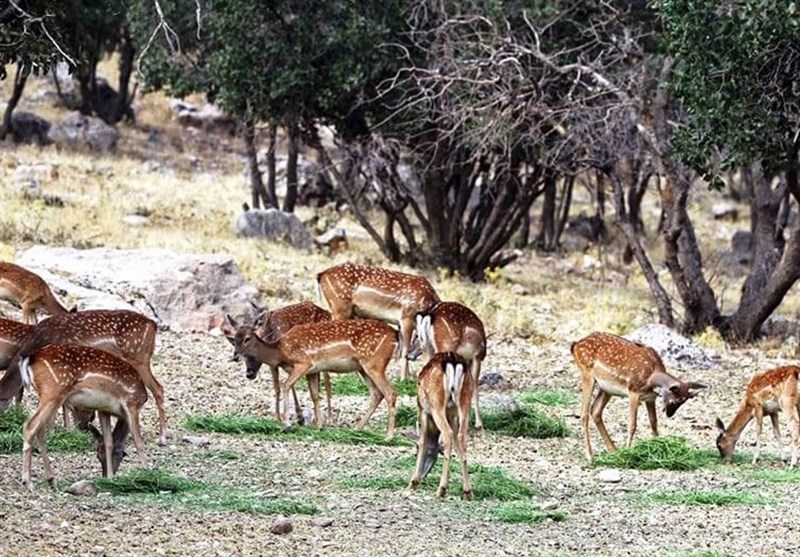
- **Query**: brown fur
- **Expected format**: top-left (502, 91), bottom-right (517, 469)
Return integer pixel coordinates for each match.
top-left (0, 262), bottom-right (70, 324)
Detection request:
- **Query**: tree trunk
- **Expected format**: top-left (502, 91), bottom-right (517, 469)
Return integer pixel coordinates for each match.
top-left (111, 29), bottom-right (135, 124)
top-left (283, 122), bottom-right (299, 213)
top-left (243, 119), bottom-right (270, 209)
top-left (535, 173), bottom-right (557, 251)
top-left (266, 124), bottom-right (278, 208)
top-left (0, 66), bottom-right (27, 140)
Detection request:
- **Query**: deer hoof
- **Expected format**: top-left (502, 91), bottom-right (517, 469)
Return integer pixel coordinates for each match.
top-left (436, 486), bottom-right (447, 498)
top-left (463, 489), bottom-right (474, 501)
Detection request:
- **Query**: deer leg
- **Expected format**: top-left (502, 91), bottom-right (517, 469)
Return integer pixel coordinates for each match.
top-left (22, 400), bottom-right (60, 490)
top-left (790, 405), bottom-right (800, 468)
top-left (359, 362), bottom-right (397, 440)
top-left (471, 359), bottom-right (483, 434)
top-left (306, 373), bottom-right (322, 429)
top-left (281, 362), bottom-right (313, 430)
top-left (580, 374), bottom-right (596, 460)
top-left (430, 406), bottom-right (454, 499)
top-left (626, 393), bottom-right (641, 448)
top-left (408, 404), bottom-right (430, 491)
top-left (590, 390), bottom-right (616, 453)
top-left (21, 304), bottom-right (37, 325)
top-left (354, 373), bottom-right (385, 431)
top-left (137, 365), bottom-right (167, 446)
top-left (769, 411), bottom-right (784, 461)
top-left (270, 365), bottom-right (282, 421)
top-left (451, 405), bottom-right (472, 500)
top-left (645, 399), bottom-right (658, 438)
top-left (323, 371), bottom-right (334, 425)
top-left (98, 412), bottom-right (114, 478)
top-left (399, 315), bottom-right (414, 380)
top-left (752, 406), bottom-right (765, 465)
top-left (125, 405), bottom-right (148, 470)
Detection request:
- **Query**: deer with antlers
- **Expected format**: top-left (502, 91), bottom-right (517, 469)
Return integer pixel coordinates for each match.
top-left (0, 310), bottom-right (167, 451)
top-left (0, 261), bottom-right (72, 324)
top-left (571, 331), bottom-right (708, 460)
top-left (716, 365), bottom-right (800, 467)
top-left (230, 301), bottom-right (334, 424)
top-left (225, 316), bottom-right (398, 439)
top-left (408, 352), bottom-right (474, 500)
top-left (416, 301), bottom-right (487, 431)
top-left (317, 262), bottom-right (440, 380)
top-left (19, 343), bottom-right (148, 490)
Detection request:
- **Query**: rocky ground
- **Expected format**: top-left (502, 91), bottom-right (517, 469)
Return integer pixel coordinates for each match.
top-left (2, 326), bottom-right (799, 557)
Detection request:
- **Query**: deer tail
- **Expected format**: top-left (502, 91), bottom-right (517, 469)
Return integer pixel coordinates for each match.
top-left (415, 313), bottom-right (433, 353)
top-left (19, 355), bottom-right (34, 390)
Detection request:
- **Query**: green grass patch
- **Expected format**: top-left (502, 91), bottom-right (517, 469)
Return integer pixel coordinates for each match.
top-left (185, 414), bottom-right (412, 447)
top-left (643, 490), bottom-right (772, 506)
top-left (186, 491), bottom-right (318, 516)
top-left (481, 407), bottom-right (569, 438)
top-left (295, 374), bottom-right (418, 397)
top-left (394, 405), bottom-right (417, 428)
top-left (518, 390), bottom-right (577, 407)
top-left (95, 468), bottom-right (203, 494)
top-left (480, 501), bottom-right (567, 524)
top-left (0, 427), bottom-right (94, 454)
top-left (591, 436), bottom-right (716, 471)
top-left (739, 468), bottom-right (800, 483)
top-left (0, 406), bottom-right (27, 432)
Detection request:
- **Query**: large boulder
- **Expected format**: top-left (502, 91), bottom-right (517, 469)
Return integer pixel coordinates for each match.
top-left (16, 246), bottom-right (260, 332)
top-left (8, 111), bottom-right (51, 145)
top-left (47, 111), bottom-right (118, 152)
top-left (625, 324), bottom-right (716, 370)
top-left (233, 207), bottom-right (313, 250)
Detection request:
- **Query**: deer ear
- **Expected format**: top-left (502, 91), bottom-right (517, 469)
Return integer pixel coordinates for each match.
top-left (669, 384), bottom-right (680, 393)
top-left (689, 382), bottom-right (709, 391)
top-left (715, 417), bottom-right (726, 433)
top-left (226, 314), bottom-right (239, 328)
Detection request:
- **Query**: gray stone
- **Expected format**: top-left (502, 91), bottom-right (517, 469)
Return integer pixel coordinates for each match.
top-left (9, 111), bottom-right (51, 145)
top-left (311, 516), bottom-right (334, 528)
top-left (596, 469), bottom-right (622, 483)
top-left (712, 201), bottom-right (739, 221)
top-left (47, 111), bottom-right (118, 152)
top-left (478, 372), bottom-right (510, 391)
top-left (65, 479), bottom-right (98, 497)
top-left (270, 516), bottom-right (293, 535)
top-left (181, 435), bottom-right (210, 448)
top-left (625, 324), bottom-right (715, 370)
top-left (539, 500), bottom-right (559, 511)
top-left (233, 207), bottom-right (313, 250)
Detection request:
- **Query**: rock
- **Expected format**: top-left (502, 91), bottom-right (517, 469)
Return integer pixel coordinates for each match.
top-left (625, 324), bottom-right (715, 370)
top-left (365, 519), bottom-right (382, 529)
top-left (478, 393), bottom-right (519, 414)
top-left (539, 500), bottom-right (559, 511)
top-left (270, 516), bottom-right (293, 535)
top-left (313, 227), bottom-right (348, 253)
top-left (234, 207), bottom-right (313, 250)
top-left (16, 246), bottom-right (260, 332)
top-left (122, 215), bottom-right (148, 226)
top-left (182, 435), bottom-right (210, 448)
top-left (8, 111), bottom-right (51, 145)
top-left (478, 372), bottom-right (510, 391)
top-left (712, 201), bottom-right (739, 221)
top-left (511, 283), bottom-right (530, 296)
top-left (311, 516), bottom-right (334, 528)
top-left (65, 479), bottom-right (98, 497)
top-left (14, 163), bottom-right (59, 182)
top-left (306, 469), bottom-right (325, 482)
top-left (731, 230), bottom-right (753, 265)
top-left (169, 98), bottom-right (235, 135)
top-left (596, 469), bottom-right (622, 483)
top-left (47, 111), bottom-right (118, 152)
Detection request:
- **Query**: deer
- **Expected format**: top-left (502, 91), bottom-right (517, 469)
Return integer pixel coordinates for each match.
top-left (571, 331), bottom-right (708, 461)
top-left (0, 309), bottom-right (168, 450)
top-left (0, 317), bottom-right (34, 371)
top-left (0, 261), bottom-right (72, 324)
top-left (228, 301), bottom-right (334, 424)
top-left (225, 315), bottom-right (398, 439)
top-left (317, 262), bottom-right (440, 380)
top-left (415, 301), bottom-right (487, 431)
top-left (19, 343), bottom-right (148, 490)
top-left (716, 365), bottom-right (800, 467)
top-left (408, 352), bottom-right (474, 500)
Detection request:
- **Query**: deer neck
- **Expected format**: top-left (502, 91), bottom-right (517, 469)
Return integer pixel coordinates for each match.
top-left (247, 336), bottom-right (284, 368)
top-left (646, 369), bottom-right (679, 393)
top-left (723, 403), bottom-right (754, 441)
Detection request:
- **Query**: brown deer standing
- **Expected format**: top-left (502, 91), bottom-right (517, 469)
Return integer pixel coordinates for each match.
top-left (408, 352), bottom-right (474, 500)
top-left (228, 301), bottom-right (334, 424)
top-left (19, 343), bottom-right (148, 490)
top-left (226, 316), bottom-right (398, 439)
top-left (416, 302), bottom-right (487, 431)
top-left (716, 365), bottom-right (800, 467)
top-left (0, 317), bottom-right (33, 372)
top-left (317, 262), bottom-right (440, 380)
top-left (0, 261), bottom-right (71, 324)
top-left (0, 310), bottom-right (167, 452)
top-left (571, 332), bottom-right (708, 460)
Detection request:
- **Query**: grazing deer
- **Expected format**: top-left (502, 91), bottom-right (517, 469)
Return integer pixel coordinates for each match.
top-left (228, 301), bottom-right (334, 424)
top-left (408, 352), bottom-right (474, 500)
top-left (416, 302), bottom-right (487, 431)
top-left (0, 317), bottom-right (33, 372)
top-left (19, 343), bottom-right (148, 490)
top-left (571, 331), bottom-right (708, 460)
top-left (317, 262), bottom-right (440, 380)
top-left (0, 261), bottom-right (71, 324)
top-left (716, 365), bottom-right (800, 467)
top-left (226, 316), bottom-right (398, 439)
top-left (0, 309), bottom-right (167, 447)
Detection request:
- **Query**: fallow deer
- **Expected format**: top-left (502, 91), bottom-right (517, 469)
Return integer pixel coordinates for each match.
top-left (317, 262), bottom-right (440, 380)
top-left (226, 316), bottom-right (398, 439)
top-left (229, 301), bottom-right (334, 424)
top-left (408, 352), bottom-right (474, 500)
top-left (0, 261), bottom-right (71, 324)
top-left (716, 365), bottom-right (800, 467)
top-left (19, 343), bottom-right (148, 490)
top-left (0, 317), bottom-right (33, 371)
top-left (571, 331), bottom-right (708, 460)
top-left (416, 301), bottom-right (487, 431)
top-left (0, 309), bottom-right (168, 448)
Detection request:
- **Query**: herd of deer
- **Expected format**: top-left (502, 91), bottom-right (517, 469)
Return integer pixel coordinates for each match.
top-left (1, 258), bottom-right (799, 498)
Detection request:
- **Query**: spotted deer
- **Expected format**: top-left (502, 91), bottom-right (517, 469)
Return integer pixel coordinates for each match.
top-left (228, 301), bottom-right (334, 424)
top-left (0, 261), bottom-right (72, 324)
top-left (716, 365), bottom-right (800, 467)
top-left (0, 310), bottom-right (167, 448)
top-left (0, 317), bottom-right (33, 372)
top-left (317, 262), bottom-right (440, 380)
top-left (225, 316), bottom-right (398, 439)
top-left (416, 302), bottom-right (487, 431)
top-left (571, 331), bottom-right (708, 460)
top-left (409, 352), bottom-right (474, 500)
top-left (19, 344), bottom-right (148, 490)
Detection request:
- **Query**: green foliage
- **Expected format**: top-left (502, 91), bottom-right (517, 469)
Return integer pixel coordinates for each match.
top-left (481, 407), bottom-right (569, 438)
top-left (95, 468), bottom-right (203, 494)
top-left (644, 490), bottom-right (772, 506)
top-left (740, 468), bottom-right (800, 483)
top-left (187, 492), bottom-right (318, 516)
top-left (591, 436), bottom-right (715, 471)
top-left (0, 406), bottom-right (27, 432)
top-left (479, 501), bottom-right (566, 524)
top-left (0, 1), bottom-right (71, 79)
top-left (0, 418), bottom-right (93, 454)
top-left (518, 390), bottom-right (577, 407)
top-left (296, 375), bottom-right (418, 397)
top-left (184, 414), bottom-right (412, 447)
top-left (394, 405), bottom-right (418, 428)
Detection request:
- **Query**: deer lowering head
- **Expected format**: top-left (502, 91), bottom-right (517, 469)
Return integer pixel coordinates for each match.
top-left (228, 317), bottom-right (399, 439)
top-left (19, 343), bottom-right (149, 490)
top-left (415, 301), bottom-right (487, 432)
top-left (409, 351), bottom-right (474, 499)
top-left (0, 309), bottom-right (167, 446)
top-left (571, 331), bottom-right (708, 460)
top-left (317, 262), bottom-right (440, 380)
top-left (0, 261), bottom-right (72, 324)
top-left (716, 365), bottom-right (800, 467)
top-left (223, 301), bottom-right (334, 425)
